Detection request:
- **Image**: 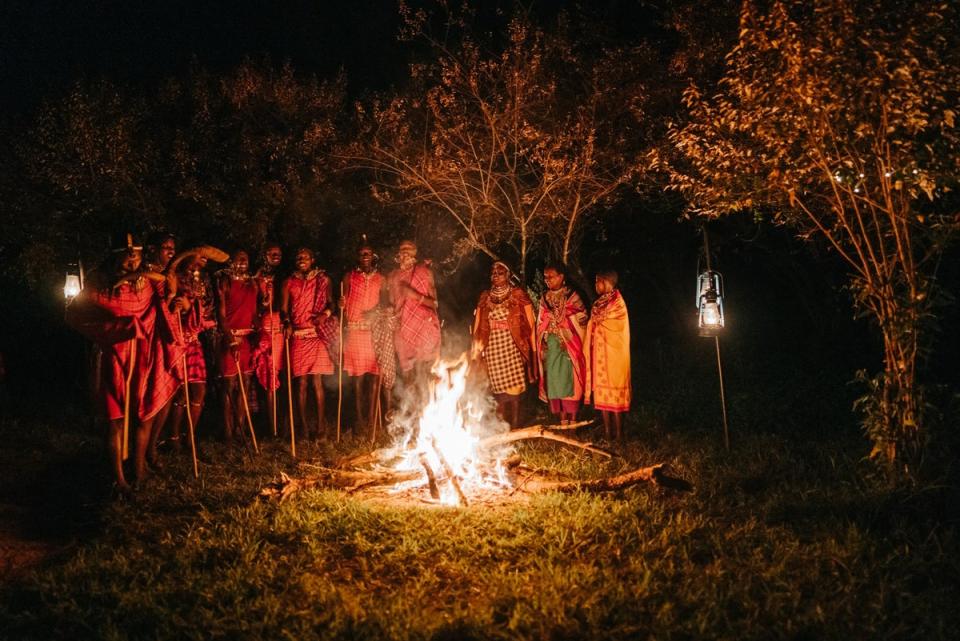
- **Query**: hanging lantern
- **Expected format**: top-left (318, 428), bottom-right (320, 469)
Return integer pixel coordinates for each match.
top-left (63, 272), bottom-right (81, 300)
top-left (697, 270), bottom-right (724, 337)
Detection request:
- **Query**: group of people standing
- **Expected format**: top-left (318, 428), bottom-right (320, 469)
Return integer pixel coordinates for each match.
top-left (67, 232), bottom-right (631, 496)
top-left (471, 262), bottom-right (632, 440)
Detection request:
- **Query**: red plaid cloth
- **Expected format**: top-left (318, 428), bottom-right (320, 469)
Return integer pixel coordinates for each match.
top-left (389, 263), bottom-right (440, 373)
top-left (343, 269), bottom-right (383, 376)
top-left (287, 271), bottom-right (337, 376)
top-left (254, 311), bottom-right (284, 390)
top-left (372, 307), bottom-right (397, 389)
top-left (67, 277), bottom-right (182, 421)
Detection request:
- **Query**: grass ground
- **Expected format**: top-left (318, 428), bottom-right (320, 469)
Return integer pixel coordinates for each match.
top-left (0, 395), bottom-right (958, 641)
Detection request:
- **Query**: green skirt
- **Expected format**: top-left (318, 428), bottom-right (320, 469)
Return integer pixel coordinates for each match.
top-left (544, 334), bottom-right (574, 399)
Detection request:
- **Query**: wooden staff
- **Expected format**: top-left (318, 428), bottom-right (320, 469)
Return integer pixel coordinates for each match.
top-left (232, 350), bottom-right (259, 454)
top-left (122, 337), bottom-right (137, 461)
top-left (370, 375), bottom-right (382, 445)
top-left (336, 281), bottom-right (344, 442)
top-left (268, 288), bottom-right (277, 436)
top-left (285, 336), bottom-right (296, 458)
top-left (176, 314), bottom-right (199, 478)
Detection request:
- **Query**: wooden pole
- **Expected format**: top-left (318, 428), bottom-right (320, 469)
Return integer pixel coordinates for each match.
top-left (233, 351), bottom-right (260, 454)
top-left (122, 337), bottom-right (136, 461)
top-left (715, 336), bottom-right (730, 450)
top-left (268, 288), bottom-right (277, 436)
top-left (176, 314), bottom-right (199, 478)
top-left (336, 281), bottom-right (344, 443)
top-left (702, 226), bottom-right (731, 451)
top-left (285, 336), bottom-right (296, 459)
top-left (371, 375), bottom-right (382, 446)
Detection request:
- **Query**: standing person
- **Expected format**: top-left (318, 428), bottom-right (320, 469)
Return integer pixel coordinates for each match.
top-left (142, 231), bottom-right (176, 461)
top-left (340, 237), bottom-right (387, 436)
top-left (387, 240), bottom-right (440, 402)
top-left (217, 249), bottom-right (258, 445)
top-left (253, 243), bottom-right (284, 435)
top-left (281, 248), bottom-right (337, 440)
top-left (167, 250), bottom-right (216, 450)
top-left (66, 233), bottom-right (183, 495)
top-left (585, 270), bottom-right (631, 441)
top-left (471, 261), bottom-right (537, 428)
top-left (536, 263), bottom-right (588, 424)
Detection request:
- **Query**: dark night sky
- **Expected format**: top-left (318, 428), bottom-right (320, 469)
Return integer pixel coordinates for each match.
top-left (1, 0), bottom-right (410, 114)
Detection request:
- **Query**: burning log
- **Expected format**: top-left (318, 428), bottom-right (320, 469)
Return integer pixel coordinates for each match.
top-left (418, 453), bottom-right (441, 499)
top-left (478, 422), bottom-right (614, 459)
top-left (259, 468), bottom-right (422, 502)
top-left (431, 438), bottom-right (468, 507)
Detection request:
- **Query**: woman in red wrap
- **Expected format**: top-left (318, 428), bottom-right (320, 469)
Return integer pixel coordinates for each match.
top-left (66, 233), bottom-right (183, 495)
top-left (387, 240), bottom-right (440, 403)
top-left (536, 263), bottom-right (588, 424)
top-left (339, 238), bottom-right (387, 436)
top-left (217, 249), bottom-right (258, 445)
top-left (282, 247), bottom-right (337, 440)
top-left (471, 261), bottom-right (537, 428)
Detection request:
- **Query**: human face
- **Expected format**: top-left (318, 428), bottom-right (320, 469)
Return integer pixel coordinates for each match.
top-left (295, 249), bottom-right (314, 273)
top-left (396, 242), bottom-right (417, 269)
top-left (543, 268), bottom-right (564, 291)
top-left (159, 239), bottom-right (176, 268)
top-left (358, 247), bottom-right (375, 271)
top-left (264, 246), bottom-right (282, 268)
top-left (595, 276), bottom-right (613, 295)
top-left (119, 248), bottom-right (143, 274)
top-left (231, 251), bottom-right (249, 276)
top-left (491, 264), bottom-right (509, 287)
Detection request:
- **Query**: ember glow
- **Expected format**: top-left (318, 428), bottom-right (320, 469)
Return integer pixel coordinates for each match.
top-left (393, 354), bottom-right (511, 505)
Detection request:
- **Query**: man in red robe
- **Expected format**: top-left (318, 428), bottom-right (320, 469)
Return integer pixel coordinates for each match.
top-left (217, 249), bottom-right (258, 445)
top-left (340, 238), bottom-right (387, 437)
top-left (66, 233), bottom-right (184, 495)
top-left (253, 243), bottom-right (284, 435)
top-left (387, 240), bottom-right (440, 403)
top-left (167, 250), bottom-right (216, 450)
top-left (282, 248), bottom-right (337, 440)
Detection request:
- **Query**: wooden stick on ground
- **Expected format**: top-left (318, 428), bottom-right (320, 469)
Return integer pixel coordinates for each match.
top-left (431, 440), bottom-right (468, 506)
top-left (418, 453), bottom-right (440, 499)
top-left (478, 422), bottom-right (612, 459)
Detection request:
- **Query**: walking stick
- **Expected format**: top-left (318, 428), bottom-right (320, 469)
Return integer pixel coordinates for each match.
top-left (176, 314), bottom-right (199, 478)
top-left (285, 336), bottom-right (296, 458)
top-left (122, 337), bottom-right (136, 461)
top-left (336, 281), bottom-right (344, 443)
top-left (269, 291), bottom-right (277, 436)
top-left (371, 374), bottom-right (382, 445)
top-left (232, 350), bottom-right (259, 454)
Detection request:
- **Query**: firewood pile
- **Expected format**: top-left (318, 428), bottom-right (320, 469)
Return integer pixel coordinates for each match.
top-left (260, 421), bottom-right (692, 506)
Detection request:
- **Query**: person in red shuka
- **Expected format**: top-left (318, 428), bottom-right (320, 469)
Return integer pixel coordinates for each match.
top-left (339, 237), bottom-right (387, 437)
top-left (217, 249), bottom-right (258, 445)
top-left (387, 240), bottom-right (440, 404)
top-left (66, 233), bottom-right (184, 496)
top-left (282, 247), bottom-right (337, 440)
top-left (252, 242), bottom-right (284, 435)
top-left (167, 249), bottom-right (217, 450)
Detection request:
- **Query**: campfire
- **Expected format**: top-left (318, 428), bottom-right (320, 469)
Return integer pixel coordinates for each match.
top-left (262, 356), bottom-right (690, 505)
